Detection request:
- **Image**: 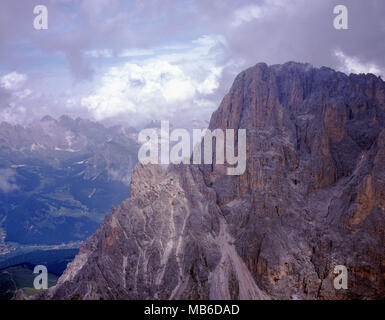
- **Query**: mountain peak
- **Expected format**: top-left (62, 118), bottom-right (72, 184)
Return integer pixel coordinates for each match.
top-left (40, 115), bottom-right (57, 123)
top-left (58, 114), bottom-right (74, 122)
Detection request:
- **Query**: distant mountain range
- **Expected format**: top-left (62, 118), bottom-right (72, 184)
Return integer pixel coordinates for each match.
top-left (0, 115), bottom-right (139, 248)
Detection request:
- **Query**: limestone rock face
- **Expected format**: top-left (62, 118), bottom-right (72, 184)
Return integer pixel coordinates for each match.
top-left (34, 163), bottom-right (267, 300)
top-left (33, 62), bottom-right (385, 300)
top-left (202, 62), bottom-right (385, 299)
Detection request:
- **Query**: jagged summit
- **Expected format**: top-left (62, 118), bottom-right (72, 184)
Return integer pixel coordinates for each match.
top-left (252, 61), bottom-right (382, 79)
top-left (25, 62), bottom-right (385, 300)
top-left (40, 115), bottom-right (57, 123)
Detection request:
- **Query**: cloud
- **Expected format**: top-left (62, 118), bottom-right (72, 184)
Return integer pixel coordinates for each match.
top-left (232, 0), bottom-right (293, 27)
top-left (13, 89), bottom-right (32, 99)
top-left (1, 0), bottom-right (385, 126)
top-left (0, 72), bottom-right (30, 119)
top-left (0, 169), bottom-right (19, 193)
top-left (85, 48), bottom-right (154, 58)
top-left (80, 35), bottom-right (223, 126)
top-left (0, 86), bottom-right (11, 107)
top-left (0, 105), bottom-right (28, 124)
top-left (334, 50), bottom-right (384, 77)
top-left (196, 0), bottom-right (385, 76)
top-left (0, 72), bottom-right (27, 90)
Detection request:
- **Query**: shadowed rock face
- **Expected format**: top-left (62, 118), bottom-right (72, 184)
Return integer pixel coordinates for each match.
top-left (28, 62), bottom-right (385, 300)
top-left (201, 62), bottom-right (385, 299)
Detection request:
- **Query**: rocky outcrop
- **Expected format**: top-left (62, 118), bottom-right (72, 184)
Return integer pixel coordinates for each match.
top-left (31, 62), bottom-right (385, 300)
top-left (201, 62), bottom-right (385, 299)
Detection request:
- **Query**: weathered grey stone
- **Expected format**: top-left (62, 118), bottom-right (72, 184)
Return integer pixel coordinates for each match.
top-left (29, 62), bottom-right (385, 300)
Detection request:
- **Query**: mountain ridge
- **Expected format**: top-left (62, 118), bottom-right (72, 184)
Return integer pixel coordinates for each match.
top-left (0, 115), bottom-right (139, 248)
top-left (24, 61), bottom-right (385, 300)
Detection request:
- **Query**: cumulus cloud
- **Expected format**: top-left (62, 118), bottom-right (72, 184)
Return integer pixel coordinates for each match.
top-left (334, 50), bottom-right (384, 77)
top-left (0, 72), bottom-right (27, 91)
top-left (0, 71), bottom-right (30, 123)
top-left (81, 35), bottom-right (224, 126)
top-left (0, 70), bottom-right (35, 125)
top-left (0, 105), bottom-right (28, 124)
top-left (0, 169), bottom-right (19, 193)
top-left (232, 0), bottom-right (294, 27)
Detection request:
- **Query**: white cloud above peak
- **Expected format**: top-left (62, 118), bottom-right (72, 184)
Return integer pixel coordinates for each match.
top-left (232, 0), bottom-right (297, 27)
top-left (334, 50), bottom-right (384, 78)
top-left (80, 35), bottom-right (224, 125)
top-left (0, 72), bottom-right (27, 90)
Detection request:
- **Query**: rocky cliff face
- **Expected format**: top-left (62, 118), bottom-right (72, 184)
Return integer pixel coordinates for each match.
top-left (31, 62), bottom-right (385, 300)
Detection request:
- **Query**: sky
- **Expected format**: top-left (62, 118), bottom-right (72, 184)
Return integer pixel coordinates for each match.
top-left (0, 0), bottom-right (384, 127)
